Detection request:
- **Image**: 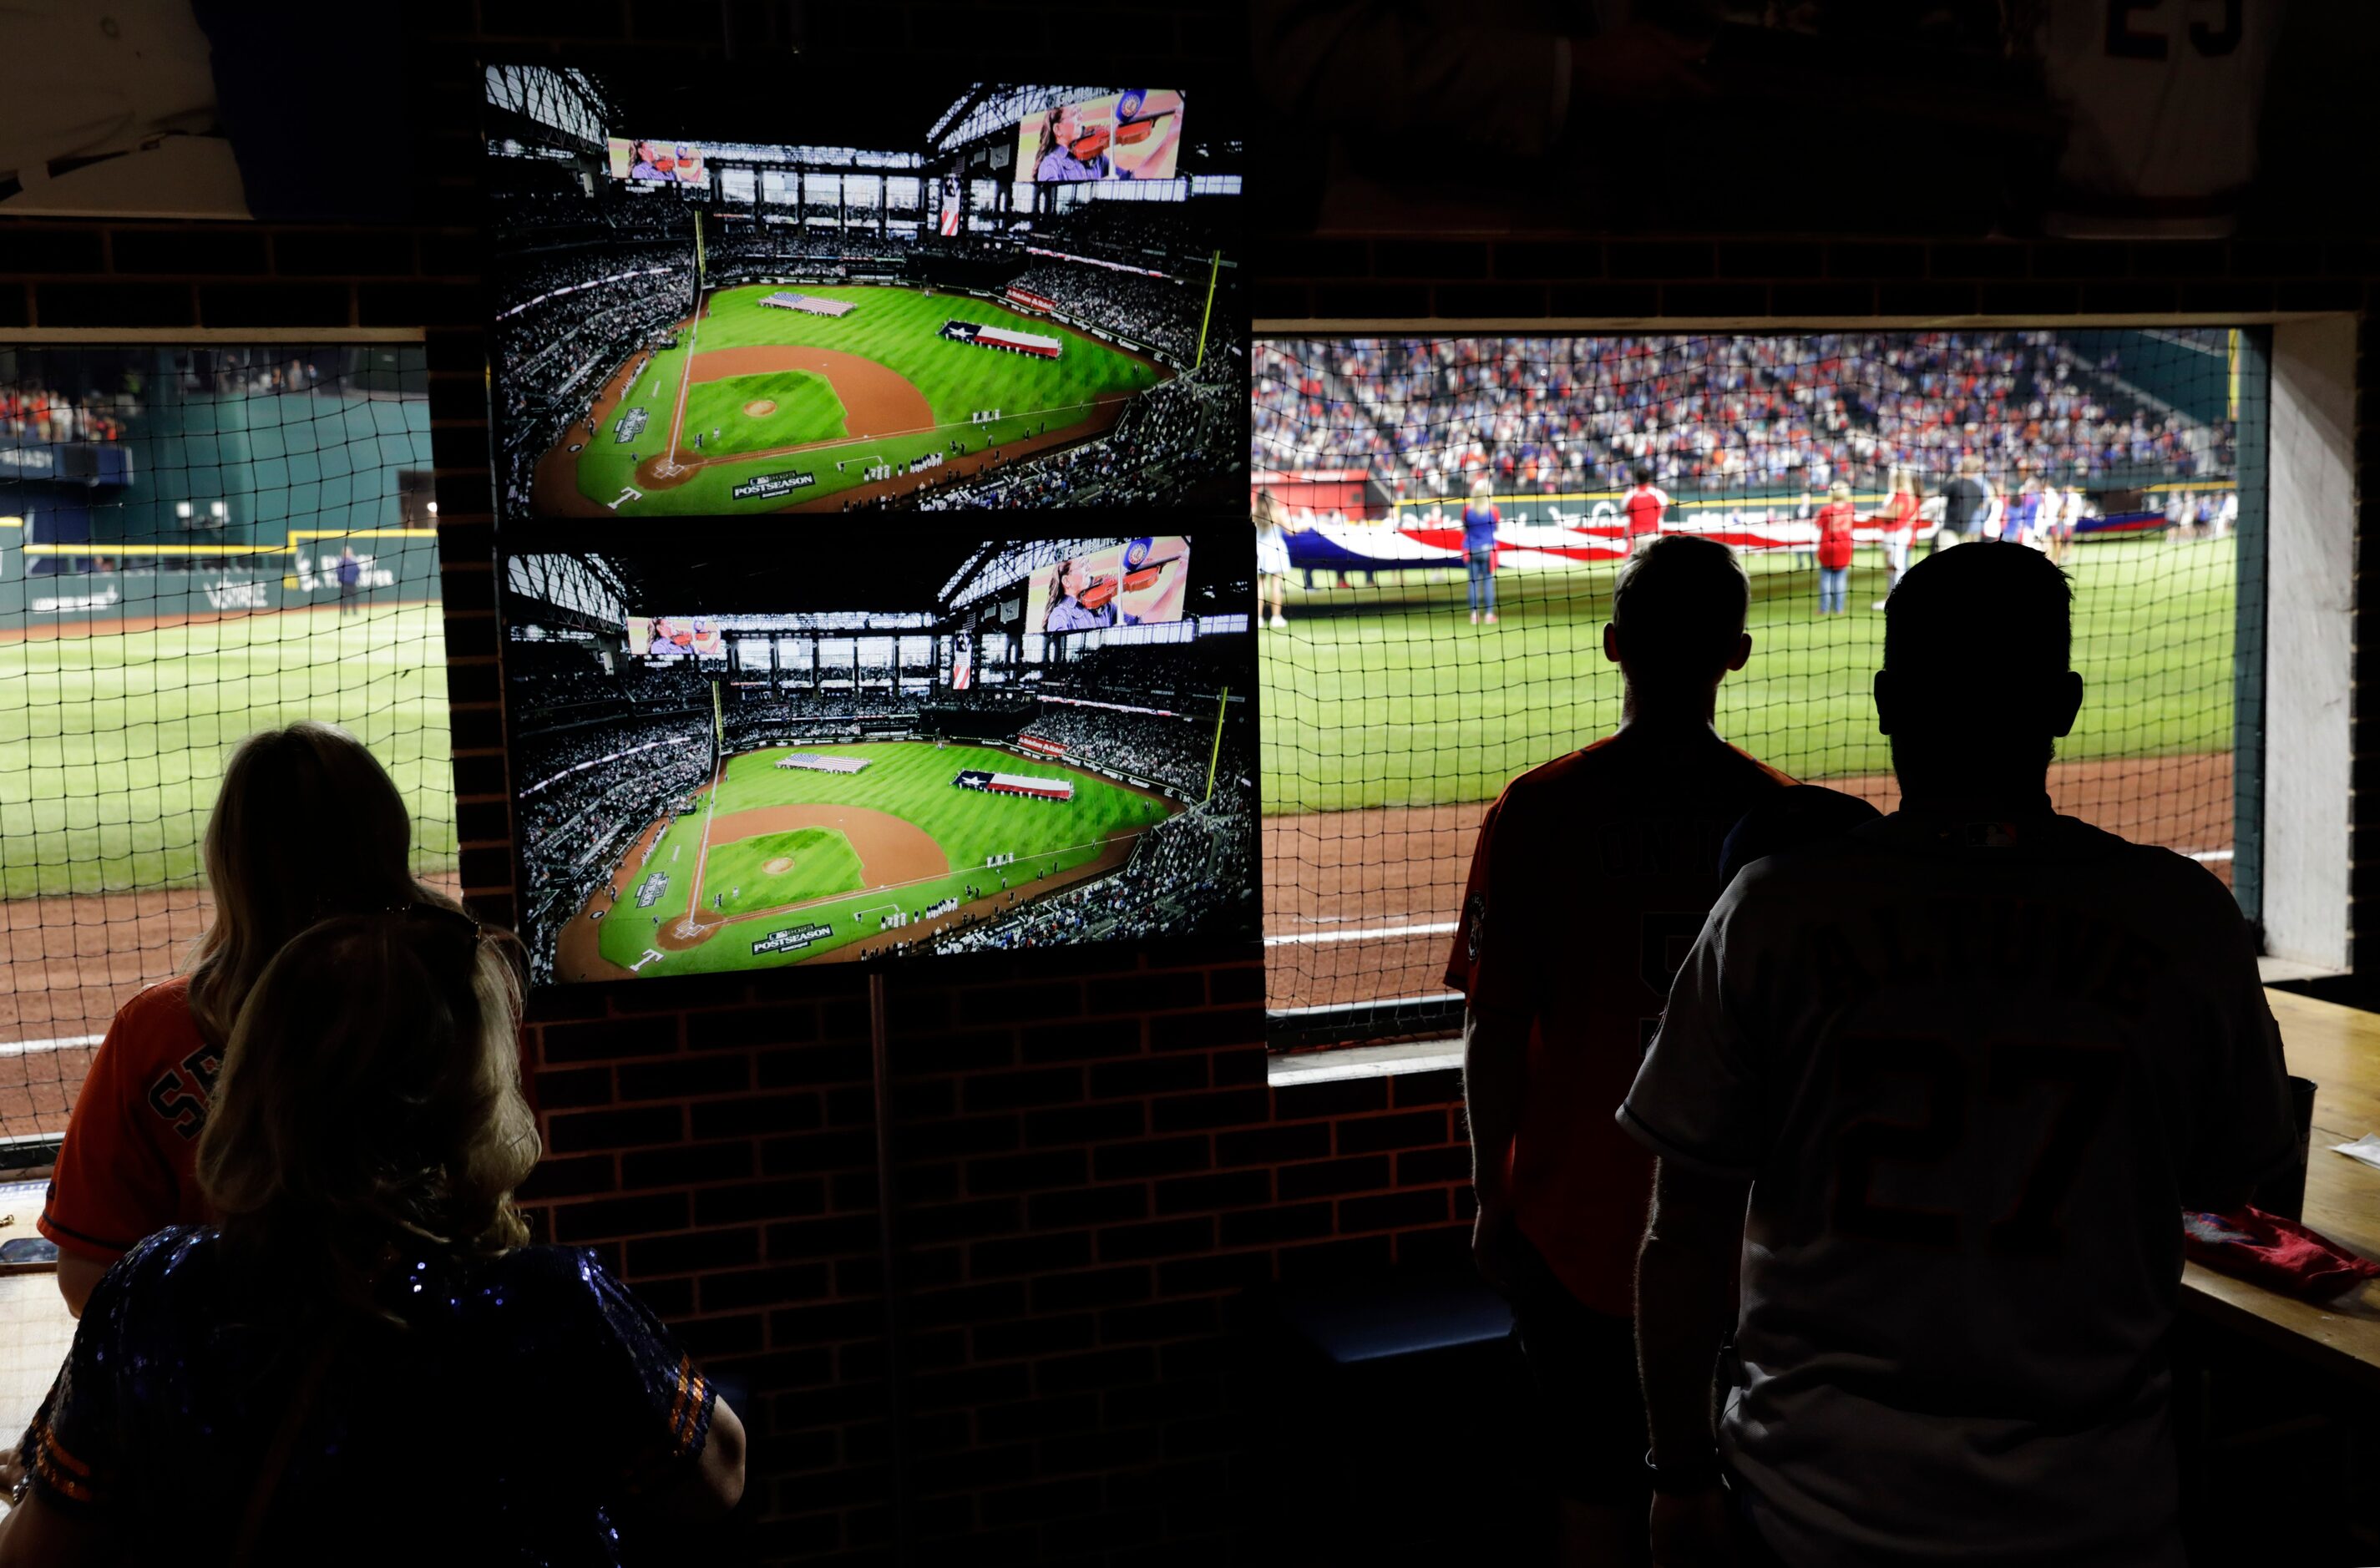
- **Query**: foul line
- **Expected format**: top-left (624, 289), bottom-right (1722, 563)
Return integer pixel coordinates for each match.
top-left (666, 291), bottom-right (703, 468)
top-left (1, 1033), bottom-right (105, 1057)
top-left (1265, 921), bottom-right (1457, 947)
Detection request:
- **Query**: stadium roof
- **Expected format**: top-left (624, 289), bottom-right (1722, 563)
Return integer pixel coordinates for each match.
top-left (527, 535), bottom-right (1076, 619)
top-left (508, 68), bottom-right (1238, 171)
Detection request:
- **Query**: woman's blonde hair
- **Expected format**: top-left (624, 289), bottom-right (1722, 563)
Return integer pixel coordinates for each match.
top-left (1831, 479), bottom-right (1854, 500)
top-left (197, 909), bottom-right (537, 1296)
top-left (188, 722), bottom-right (448, 1048)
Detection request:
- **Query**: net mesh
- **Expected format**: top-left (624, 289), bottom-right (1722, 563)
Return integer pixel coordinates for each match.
top-left (0, 344), bottom-right (451, 1144)
top-left (1254, 329), bottom-right (2259, 1046)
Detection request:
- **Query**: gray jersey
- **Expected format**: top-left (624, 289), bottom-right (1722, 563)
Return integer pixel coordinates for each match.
top-left (1622, 807), bottom-right (2293, 1567)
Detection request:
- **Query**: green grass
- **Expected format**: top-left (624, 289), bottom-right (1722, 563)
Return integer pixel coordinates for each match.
top-left (596, 741), bottom-right (1173, 974)
top-left (0, 602), bottom-right (457, 899)
top-left (699, 827), bottom-right (865, 911)
top-left (580, 283), bottom-right (1162, 513)
top-left (680, 370), bottom-right (848, 458)
top-left (1258, 537), bottom-right (2240, 816)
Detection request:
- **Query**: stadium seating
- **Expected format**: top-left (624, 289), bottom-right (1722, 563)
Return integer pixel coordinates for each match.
top-left (1253, 331), bottom-right (2238, 498)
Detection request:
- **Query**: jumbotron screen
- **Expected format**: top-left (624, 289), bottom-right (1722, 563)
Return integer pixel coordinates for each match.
top-left (606, 137), bottom-right (706, 184)
top-left (1024, 536), bottom-right (1190, 634)
top-left (499, 526), bottom-right (1259, 987)
top-left (1015, 89), bottom-right (1183, 182)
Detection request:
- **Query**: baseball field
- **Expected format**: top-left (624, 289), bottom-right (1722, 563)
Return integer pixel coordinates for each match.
top-left (1260, 536), bottom-right (2241, 1013)
top-left (559, 740), bottom-right (1177, 980)
top-left (0, 599), bottom-right (458, 1134)
top-left (540, 282), bottom-right (1167, 514)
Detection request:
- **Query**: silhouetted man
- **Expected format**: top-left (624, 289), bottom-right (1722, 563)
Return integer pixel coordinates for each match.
top-left (1623, 543), bottom-right (2294, 1567)
top-left (1453, 535), bottom-right (1792, 1567)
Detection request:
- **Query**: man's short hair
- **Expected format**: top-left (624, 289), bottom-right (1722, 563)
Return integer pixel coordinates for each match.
top-left (1632, 462), bottom-right (1655, 487)
top-left (1959, 453), bottom-right (1985, 477)
top-left (1611, 535), bottom-right (1749, 689)
top-left (1885, 543), bottom-right (2072, 717)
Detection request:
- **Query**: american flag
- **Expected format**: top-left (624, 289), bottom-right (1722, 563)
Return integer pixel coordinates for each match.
top-left (939, 177), bottom-right (961, 238)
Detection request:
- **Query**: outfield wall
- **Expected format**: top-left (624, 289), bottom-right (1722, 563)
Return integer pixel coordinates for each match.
top-left (0, 532), bottom-right (443, 628)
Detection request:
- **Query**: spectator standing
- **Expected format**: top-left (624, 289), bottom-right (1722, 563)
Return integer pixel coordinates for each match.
top-left (336, 545), bottom-right (362, 616)
top-left (1453, 535), bottom-right (1790, 1568)
top-left (33, 723), bottom-right (453, 1319)
top-left (1814, 480), bottom-right (1856, 615)
top-left (1463, 477), bottom-right (1501, 626)
top-left (1792, 488), bottom-right (1815, 571)
top-left (1624, 543), bottom-right (2292, 1568)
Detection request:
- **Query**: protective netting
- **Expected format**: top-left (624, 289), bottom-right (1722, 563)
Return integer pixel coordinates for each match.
top-left (0, 345), bottom-right (450, 1145)
top-left (1254, 329), bottom-right (2262, 1047)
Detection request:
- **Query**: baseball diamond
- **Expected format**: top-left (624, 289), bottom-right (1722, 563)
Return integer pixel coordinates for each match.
top-left (556, 741), bottom-right (1174, 979)
top-left (534, 284), bottom-right (1165, 515)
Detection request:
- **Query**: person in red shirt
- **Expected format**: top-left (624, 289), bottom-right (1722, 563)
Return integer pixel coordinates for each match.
top-left (1451, 535), bottom-right (1793, 1566)
top-left (36, 721), bottom-right (459, 1316)
top-left (1867, 465), bottom-right (1922, 609)
top-left (1815, 479), bottom-right (1858, 615)
top-left (1622, 462), bottom-right (1670, 556)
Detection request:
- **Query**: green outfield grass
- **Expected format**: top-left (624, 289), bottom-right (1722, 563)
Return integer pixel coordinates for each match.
top-left (681, 370), bottom-right (848, 458)
top-left (0, 603), bottom-right (457, 900)
top-left (699, 827), bottom-right (864, 913)
top-left (1258, 537), bottom-right (2240, 816)
top-left (581, 284), bottom-right (1164, 513)
top-left (595, 741), bottom-right (1173, 974)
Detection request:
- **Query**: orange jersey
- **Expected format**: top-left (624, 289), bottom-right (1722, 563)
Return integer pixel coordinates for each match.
top-left (38, 977), bottom-right (220, 1262)
top-left (1446, 730), bottom-right (1793, 1313)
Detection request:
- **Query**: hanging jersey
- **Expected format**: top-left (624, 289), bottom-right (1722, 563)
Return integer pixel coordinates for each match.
top-left (1620, 807), bottom-right (2295, 1566)
top-left (2029, 0), bottom-right (2284, 235)
top-left (1447, 729), bottom-right (1794, 1314)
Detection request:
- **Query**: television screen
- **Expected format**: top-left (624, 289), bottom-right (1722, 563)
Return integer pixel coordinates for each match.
top-left (607, 136), bottom-right (707, 185)
top-left (487, 69), bottom-right (1243, 518)
top-left (500, 524), bottom-right (1259, 987)
top-left (1015, 89), bottom-right (1184, 183)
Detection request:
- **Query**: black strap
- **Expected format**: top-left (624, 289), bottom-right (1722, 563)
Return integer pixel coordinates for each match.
top-left (227, 1325), bottom-right (347, 1568)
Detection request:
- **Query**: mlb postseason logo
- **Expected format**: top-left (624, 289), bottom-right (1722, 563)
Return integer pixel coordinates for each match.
top-left (614, 407), bottom-right (650, 443)
top-left (731, 470), bottom-right (815, 501)
top-left (752, 923), bottom-right (836, 955)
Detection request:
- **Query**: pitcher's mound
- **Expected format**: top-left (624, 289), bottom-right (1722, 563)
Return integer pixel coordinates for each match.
top-left (763, 856), bottom-right (794, 874)
top-left (745, 398), bottom-right (777, 417)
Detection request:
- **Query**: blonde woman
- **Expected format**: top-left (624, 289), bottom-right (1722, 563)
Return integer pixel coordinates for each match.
top-left (37, 721), bottom-right (456, 1318)
top-left (1255, 488), bottom-right (1293, 628)
top-left (1869, 467), bottom-right (1922, 608)
top-left (3, 908), bottom-right (745, 1562)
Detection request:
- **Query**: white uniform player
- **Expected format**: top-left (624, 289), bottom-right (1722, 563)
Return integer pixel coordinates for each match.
top-left (1621, 811), bottom-right (2295, 1565)
top-left (2030, 483), bottom-right (2064, 554)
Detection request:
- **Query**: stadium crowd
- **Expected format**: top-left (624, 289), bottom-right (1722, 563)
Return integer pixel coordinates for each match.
top-left (1008, 262), bottom-right (1205, 362)
top-left (894, 369), bottom-right (1234, 513)
top-left (919, 791), bottom-right (1253, 956)
top-left (1022, 705), bottom-right (1209, 793)
top-left (1253, 331), bottom-right (2236, 499)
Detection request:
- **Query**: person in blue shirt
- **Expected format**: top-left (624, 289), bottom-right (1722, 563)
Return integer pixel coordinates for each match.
top-left (335, 544), bottom-right (361, 615)
top-left (1045, 558), bottom-right (1116, 633)
top-left (1464, 477), bottom-right (1501, 626)
top-left (1034, 104), bottom-right (1117, 183)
